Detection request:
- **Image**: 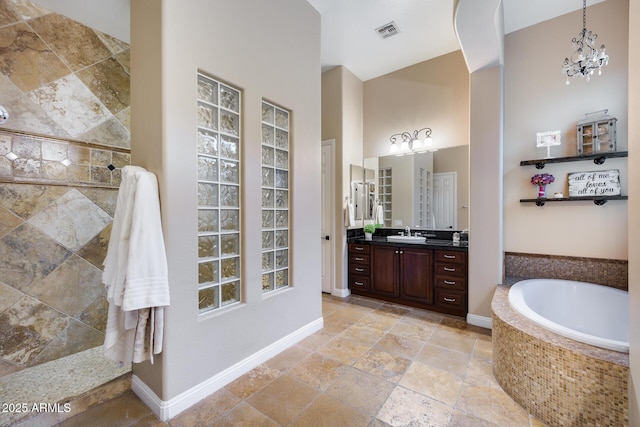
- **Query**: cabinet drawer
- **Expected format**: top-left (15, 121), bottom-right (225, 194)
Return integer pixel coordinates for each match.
top-left (349, 244), bottom-right (370, 254)
top-left (435, 289), bottom-right (465, 309)
top-left (434, 250), bottom-right (466, 264)
top-left (349, 264), bottom-right (370, 276)
top-left (435, 263), bottom-right (466, 277)
top-left (434, 275), bottom-right (466, 291)
top-left (349, 276), bottom-right (370, 292)
top-left (349, 254), bottom-right (370, 265)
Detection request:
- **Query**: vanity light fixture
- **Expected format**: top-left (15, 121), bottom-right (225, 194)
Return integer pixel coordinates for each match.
top-left (562, 0), bottom-right (609, 85)
top-left (389, 127), bottom-right (434, 155)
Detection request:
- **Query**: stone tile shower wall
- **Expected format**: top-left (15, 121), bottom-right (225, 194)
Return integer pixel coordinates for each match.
top-left (0, 183), bottom-right (118, 374)
top-left (0, 0), bottom-right (130, 148)
top-left (0, 0), bottom-right (131, 376)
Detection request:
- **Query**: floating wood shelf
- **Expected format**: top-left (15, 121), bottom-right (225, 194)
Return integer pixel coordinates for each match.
top-left (519, 151), bottom-right (628, 169)
top-left (520, 195), bottom-right (628, 206)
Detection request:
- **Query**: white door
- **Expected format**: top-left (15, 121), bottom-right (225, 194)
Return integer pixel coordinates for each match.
top-left (433, 172), bottom-right (457, 229)
top-left (321, 141), bottom-right (334, 294)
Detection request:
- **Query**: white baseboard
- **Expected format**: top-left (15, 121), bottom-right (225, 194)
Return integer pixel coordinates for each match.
top-left (331, 288), bottom-right (350, 298)
top-left (132, 317), bottom-right (324, 421)
top-left (467, 313), bottom-right (492, 330)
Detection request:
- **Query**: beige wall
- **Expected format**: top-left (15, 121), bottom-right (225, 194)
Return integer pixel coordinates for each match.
top-left (321, 66), bottom-right (363, 294)
top-left (131, 0), bottom-right (321, 401)
top-left (363, 50), bottom-right (469, 158)
top-left (468, 66), bottom-right (504, 318)
top-left (504, 0), bottom-right (629, 260)
top-left (628, 0), bottom-right (639, 423)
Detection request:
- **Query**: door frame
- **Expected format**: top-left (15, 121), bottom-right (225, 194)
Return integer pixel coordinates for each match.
top-left (321, 139), bottom-right (335, 294)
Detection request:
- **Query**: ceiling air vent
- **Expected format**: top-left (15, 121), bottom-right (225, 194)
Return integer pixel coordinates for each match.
top-left (375, 21), bottom-right (400, 39)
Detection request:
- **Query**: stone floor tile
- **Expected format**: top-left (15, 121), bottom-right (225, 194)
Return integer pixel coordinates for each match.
top-left (429, 326), bottom-right (477, 354)
top-left (355, 312), bottom-right (399, 332)
top-left (169, 388), bottom-right (241, 427)
top-left (325, 305), bottom-right (369, 323)
top-left (341, 323), bottom-right (386, 347)
top-left (353, 348), bottom-right (411, 383)
top-left (472, 334), bottom-right (493, 361)
top-left (321, 316), bottom-right (353, 335)
top-left (415, 343), bottom-right (470, 379)
top-left (387, 321), bottom-right (435, 342)
top-left (60, 390), bottom-right (152, 427)
top-left (374, 333), bottom-right (423, 359)
top-left (297, 330), bottom-right (335, 351)
top-left (288, 352), bottom-right (349, 390)
top-left (399, 361), bottom-right (462, 406)
top-left (246, 375), bottom-right (319, 425)
top-left (264, 345), bottom-right (311, 372)
top-left (376, 386), bottom-right (452, 427)
top-left (448, 409), bottom-right (500, 427)
top-left (209, 402), bottom-right (278, 427)
top-left (316, 336), bottom-right (371, 365)
top-left (291, 394), bottom-right (370, 427)
top-left (325, 368), bottom-right (395, 417)
top-left (455, 384), bottom-right (532, 427)
top-left (224, 364), bottom-right (281, 399)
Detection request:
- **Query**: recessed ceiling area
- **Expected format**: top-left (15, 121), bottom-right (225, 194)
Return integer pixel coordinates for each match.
top-left (31, 0), bottom-right (605, 82)
top-left (307, 0), bottom-right (606, 81)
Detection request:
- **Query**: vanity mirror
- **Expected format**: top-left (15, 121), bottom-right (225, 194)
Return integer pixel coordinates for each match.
top-left (350, 164), bottom-right (376, 222)
top-left (363, 145), bottom-right (469, 230)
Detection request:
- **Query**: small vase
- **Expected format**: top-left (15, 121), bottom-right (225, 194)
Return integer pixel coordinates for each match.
top-left (538, 185), bottom-right (546, 198)
top-left (364, 232), bottom-right (372, 241)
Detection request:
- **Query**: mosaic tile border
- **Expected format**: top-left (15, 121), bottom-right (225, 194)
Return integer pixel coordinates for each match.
top-left (492, 285), bottom-right (628, 426)
top-left (504, 251), bottom-right (628, 291)
top-left (0, 129), bottom-right (130, 189)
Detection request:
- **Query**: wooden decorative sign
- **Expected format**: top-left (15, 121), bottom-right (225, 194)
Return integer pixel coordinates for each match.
top-left (568, 169), bottom-right (621, 197)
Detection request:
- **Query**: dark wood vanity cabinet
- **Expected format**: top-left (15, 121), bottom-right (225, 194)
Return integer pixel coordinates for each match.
top-left (370, 245), bottom-right (399, 297)
top-left (398, 247), bottom-right (433, 303)
top-left (433, 250), bottom-right (467, 316)
top-left (348, 243), bottom-right (371, 292)
top-left (348, 242), bottom-right (467, 317)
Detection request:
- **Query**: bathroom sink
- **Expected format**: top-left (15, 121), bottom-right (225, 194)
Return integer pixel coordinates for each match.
top-left (386, 235), bottom-right (427, 244)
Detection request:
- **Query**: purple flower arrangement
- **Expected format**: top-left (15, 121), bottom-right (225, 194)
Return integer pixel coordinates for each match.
top-left (531, 173), bottom-right (555, 186)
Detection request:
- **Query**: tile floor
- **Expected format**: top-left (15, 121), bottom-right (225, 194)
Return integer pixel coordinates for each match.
top-left (55, 294), bottom-right (546, 427)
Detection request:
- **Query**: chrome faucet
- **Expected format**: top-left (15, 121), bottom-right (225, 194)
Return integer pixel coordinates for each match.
top-left (405, 226), bottom-right (411, 236)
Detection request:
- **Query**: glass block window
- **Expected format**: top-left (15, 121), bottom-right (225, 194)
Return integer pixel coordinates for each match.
top-left (261, 100), bottom-right (290, 293)
top-left (197, 73), bottom-right (241, 314)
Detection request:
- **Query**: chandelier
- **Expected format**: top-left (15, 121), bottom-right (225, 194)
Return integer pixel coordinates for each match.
top-left (562, 0), bottom-right (609, 85)
top-left (389, 128), bottom-right (434, 155)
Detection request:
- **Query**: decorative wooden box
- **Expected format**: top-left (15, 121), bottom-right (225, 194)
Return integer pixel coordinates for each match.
top-left (577, 110), bottom-right (617, 156)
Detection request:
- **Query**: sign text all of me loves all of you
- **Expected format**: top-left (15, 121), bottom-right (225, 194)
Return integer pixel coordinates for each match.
top-left (568, 169), bottom-right (621, 197)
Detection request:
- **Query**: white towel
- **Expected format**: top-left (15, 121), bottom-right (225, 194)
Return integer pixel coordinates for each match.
top-left (375, 205), bottom-right (384, 225)
top-left (345, 201), bottom-right (355, 227)
top-left (103, 166), bottom-right (169, 366)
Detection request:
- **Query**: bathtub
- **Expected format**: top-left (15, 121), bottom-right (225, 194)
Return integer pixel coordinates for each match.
top-left (508, 278), bottom-right (629, 353)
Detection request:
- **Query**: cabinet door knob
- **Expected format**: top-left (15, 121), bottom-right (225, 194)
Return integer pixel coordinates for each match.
top-left (444, 254), bottom-right (456, 259)
top-left (355, 281), bottom-right (364, 286)
top-left (355, 247), bottom-right (364, 251)
top-left (444, 280), bottom-right (456, 285)
top-left (355, 267), bottom-right (364, 272)
top-left (444, 297), bottom-right (456, 302)
top-left (354, 257), bottom-right (364, 261)
top-left (444, 267), bottom-right (456, 272)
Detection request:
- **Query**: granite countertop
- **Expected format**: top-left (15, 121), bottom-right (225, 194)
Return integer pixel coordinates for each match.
top-left (348, 236), bottom-right (468, 251)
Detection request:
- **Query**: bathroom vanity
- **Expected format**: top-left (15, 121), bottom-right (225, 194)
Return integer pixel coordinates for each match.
top-left (348, 238), bottom-right (468, 317)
